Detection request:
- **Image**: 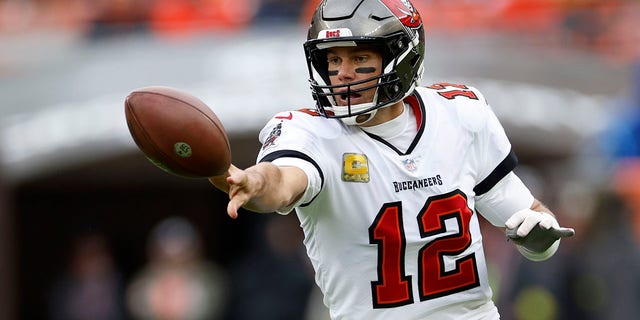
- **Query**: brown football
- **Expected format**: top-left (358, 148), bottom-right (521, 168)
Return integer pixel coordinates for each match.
top-left (124, 86), bottom-right (231, 178)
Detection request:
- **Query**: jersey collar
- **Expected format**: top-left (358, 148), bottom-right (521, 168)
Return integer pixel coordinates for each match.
top-left (362, 91), bottom-right (427, 155)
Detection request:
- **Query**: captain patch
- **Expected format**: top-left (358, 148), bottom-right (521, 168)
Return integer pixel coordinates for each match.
top-left (342, 153), bottom-right (369, 183)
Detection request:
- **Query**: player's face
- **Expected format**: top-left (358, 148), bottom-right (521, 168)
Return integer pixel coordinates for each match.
top-left (326, 46), bottom-right (383, 106)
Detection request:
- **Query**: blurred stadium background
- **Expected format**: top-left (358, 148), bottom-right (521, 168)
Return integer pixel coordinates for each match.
top-left (0, 0), bottom-right (639, 319)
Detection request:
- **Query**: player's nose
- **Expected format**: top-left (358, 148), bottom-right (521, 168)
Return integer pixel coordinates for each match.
top-left (337, 62), bottom-right (355, 82)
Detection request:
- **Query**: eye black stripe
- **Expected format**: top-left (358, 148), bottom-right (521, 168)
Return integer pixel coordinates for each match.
top-left (355, 67), bottom-right (376, 74)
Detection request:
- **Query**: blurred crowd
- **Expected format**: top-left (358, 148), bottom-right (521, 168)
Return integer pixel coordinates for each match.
top-left (2, 1), bottom-right (640, 320)
top-left (492, 60), bottom-right (640, 319)
top-left (0, 0), bottom-right (638, 63)
top-left (48, 214), bottom-right (321, 320)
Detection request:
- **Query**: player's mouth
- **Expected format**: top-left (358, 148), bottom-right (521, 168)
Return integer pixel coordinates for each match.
top-left (336, 92), bottom-right (363, 105)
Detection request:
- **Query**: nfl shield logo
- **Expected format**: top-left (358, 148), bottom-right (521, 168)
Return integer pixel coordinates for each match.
top-left (403, 158), bottom-right (417, 171)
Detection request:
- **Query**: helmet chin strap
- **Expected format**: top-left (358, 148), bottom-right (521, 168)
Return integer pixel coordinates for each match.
top-left (341, 109), bottom-right (378, 126)
top-left (334, 87), bottom-right (382, 126)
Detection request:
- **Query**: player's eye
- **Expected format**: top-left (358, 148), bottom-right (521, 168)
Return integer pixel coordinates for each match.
top-left (355, 55), bottom-right (368, 63)
top-left (327, 56), bottom-right (341, 66)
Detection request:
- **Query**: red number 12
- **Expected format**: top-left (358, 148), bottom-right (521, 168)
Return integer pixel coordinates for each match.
top-left (368, 190), bottom-right (480, 308)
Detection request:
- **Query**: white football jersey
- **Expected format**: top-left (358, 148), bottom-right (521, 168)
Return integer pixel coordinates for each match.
top-left (257, 84), bottom-right (519, 320)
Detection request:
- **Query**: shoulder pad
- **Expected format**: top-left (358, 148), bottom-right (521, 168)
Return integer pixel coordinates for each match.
top-left (264, 109), bottom-right (343, 139)
top-left (423, 83), bottom-right (491, 132)
top-left (270, 108), bottom-right (321, 121)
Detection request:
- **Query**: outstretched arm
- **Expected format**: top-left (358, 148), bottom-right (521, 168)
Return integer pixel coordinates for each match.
top-left (208, 163), bottom-right (308, 219)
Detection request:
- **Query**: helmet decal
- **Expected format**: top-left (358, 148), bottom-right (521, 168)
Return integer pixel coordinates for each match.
top-left (315, 27), bottom-right (358, 50)
top-left (385, 0), bottom-right (421, 28)
top-left (318, 28), bottom-right (353, 39)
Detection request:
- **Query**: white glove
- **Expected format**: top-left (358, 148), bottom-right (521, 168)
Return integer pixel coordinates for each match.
top-left (505, 209), bottom-right (558, 237)
top-left (505, 209), bottom-right (575, 261)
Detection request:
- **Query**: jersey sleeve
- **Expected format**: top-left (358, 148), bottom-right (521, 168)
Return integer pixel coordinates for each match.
top-left (475, 172), bottom-right (534, 226)
top-left (464, 87), bottom-right (518, 196)
top-left (256, 110), bottom-right (328, 211)
top-left (420, 84), bottom-right (517, 194)
top-left (457, 86), bottom-right (535, 225)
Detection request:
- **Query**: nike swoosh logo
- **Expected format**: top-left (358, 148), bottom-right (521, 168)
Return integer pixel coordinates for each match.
top-left (275, 112), bottom-right (293, 120)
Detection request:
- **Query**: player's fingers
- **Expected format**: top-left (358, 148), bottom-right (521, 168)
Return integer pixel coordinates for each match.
top-left (515, 214), bottom-right (541, 237)
top-left (227, 194), bottom-right (248, 219)
top-left (226, 173), bottom-right (241, 186)
top-left (226, 165), bottom-right (246, 185)
top-left (227, 201), bottom-right (239, 219)
top-left (505, 210), bottom-right (528, 229)
top-left (227, 187), bottom-right (253, 219)
top-left (551, 226), bottom-right (575, 238)
top-left (227, 171), bottom-right (249, 198)
top-left (538, 214), bottom-right (557, 230)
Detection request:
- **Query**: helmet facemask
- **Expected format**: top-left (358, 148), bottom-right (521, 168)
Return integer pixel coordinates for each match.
top-left (310, 59), bottom-right (399, 125)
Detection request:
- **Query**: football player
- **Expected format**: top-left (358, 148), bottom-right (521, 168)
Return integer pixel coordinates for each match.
top-left (210, 0), bottom-right (574, 318)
